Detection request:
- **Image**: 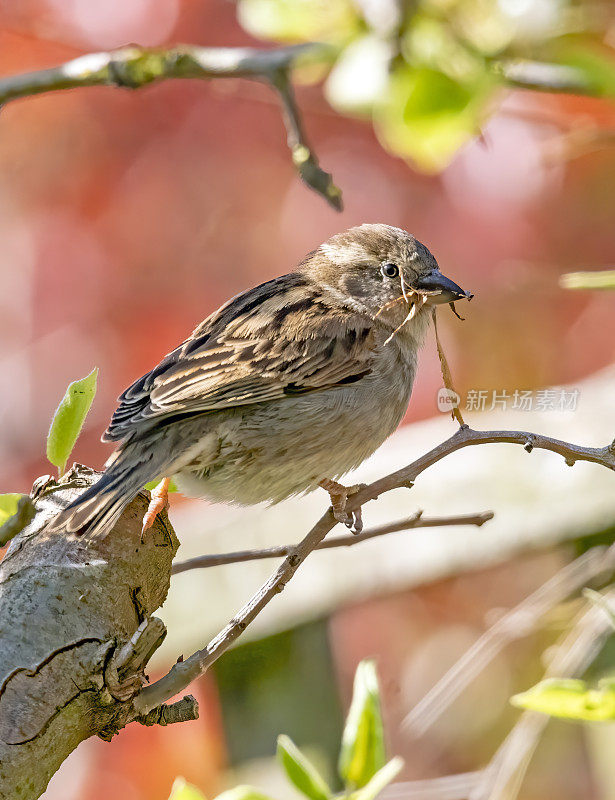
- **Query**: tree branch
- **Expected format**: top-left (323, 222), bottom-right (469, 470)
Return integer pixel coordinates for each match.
top-left (171, 511), bottom-right (494, 573)
top-left (496, 59), bottom-right (598, 95)
top-left (134, 424), bottom-right (615, 716)
top-left (0, 466), bottom-right (182, 799)
top-left (3, 421), bottom-right (614, 796)
top-left (0, 43), bottom-right (341, 209)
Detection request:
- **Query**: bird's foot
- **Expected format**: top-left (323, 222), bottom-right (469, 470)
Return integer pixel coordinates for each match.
top-left (318, 478), bottom-right (367, 534)
top-left (142, 477), bottom-right (171, 539)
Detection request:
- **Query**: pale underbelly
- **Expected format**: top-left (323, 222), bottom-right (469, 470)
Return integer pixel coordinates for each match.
top-left (172, 368), bottom-right (414, 506)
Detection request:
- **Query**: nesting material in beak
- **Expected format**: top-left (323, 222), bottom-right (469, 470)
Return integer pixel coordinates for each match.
top-left (376, 269), bottom-right (472, 346)
top-left (382, 291), bottom-right (428, 346)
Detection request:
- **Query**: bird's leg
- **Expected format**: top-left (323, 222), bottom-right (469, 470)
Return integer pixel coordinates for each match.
top-left (318, 478), bottom-right (367, 534)
top-left (142, 477), bottom-right (171, 538)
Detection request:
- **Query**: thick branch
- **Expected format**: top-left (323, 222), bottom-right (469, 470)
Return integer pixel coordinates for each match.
top-left (135, 425), bottom-right (615, 715)
top-left (3, 421), bottom-right (613, 794)
top-left (171, 511), bottom-right (494, 573)
top-left (0, 43), bottom-right (341, 209)
top-left (0, 467), bottom-right (181, 799)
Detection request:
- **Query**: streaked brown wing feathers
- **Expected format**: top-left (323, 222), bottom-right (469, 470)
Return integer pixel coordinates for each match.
top-left (103, 275), bottom-right (375, 442)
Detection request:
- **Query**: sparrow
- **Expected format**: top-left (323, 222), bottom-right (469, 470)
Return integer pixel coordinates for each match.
top-left (49, 223), bottom-right (471, 539)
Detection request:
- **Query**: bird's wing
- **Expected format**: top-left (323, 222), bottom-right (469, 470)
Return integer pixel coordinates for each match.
top-left (103, 274), bottom-right (376, 442)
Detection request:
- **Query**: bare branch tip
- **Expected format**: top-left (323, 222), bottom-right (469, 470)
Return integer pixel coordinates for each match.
top-left (137, 694), bottom-right (199, 727)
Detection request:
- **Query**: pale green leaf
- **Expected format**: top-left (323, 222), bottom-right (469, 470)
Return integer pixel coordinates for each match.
top-left (325, 34), bottom-right (393, 116)
top-left (144, 478), bottom-right (179, 493)
top-left (215, 786), bottom-right (277, 800)
top-left (277, 735), bottom-right (332, 800)
top-left (338, 660), bottom-right (386, 789)
top-left (374, 65), bottom-right (496, 172)
top-left (511, 677), bottom-right (615, 721)
top-left (47, 368), bottom-right (98, 476)
top-left (351, 757), bottom-right (404, 800)
top-left (560, 271), bottom-right (615, 291)
top-left (168, 777), bottom-right (207, 800)
top-left (237, 0), bottom-right (360, 45)
top-left (0, 493), bottom-right (24, 527)
top-left (0, 494), bottom-right (36, 546)
top-left (552, 40), bottom-right (615, 98)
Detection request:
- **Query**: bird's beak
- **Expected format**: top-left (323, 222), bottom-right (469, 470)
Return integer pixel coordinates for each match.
top-left (415, 270), bottom-right (473, 305)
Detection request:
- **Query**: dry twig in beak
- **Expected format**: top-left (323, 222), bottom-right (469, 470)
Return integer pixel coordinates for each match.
top-left (449, 301), bottom-right (465, 321)
top-left (383, 292), bottom-right (428, 346)
top-left (432, 307), bottom-right (466, 427)
top-left (373, 294), bottom-right (406, 321)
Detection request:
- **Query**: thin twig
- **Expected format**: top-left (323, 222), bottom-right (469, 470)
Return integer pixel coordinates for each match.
top-left (474, 593), bottom-right (615, 800)
top-left (496, 59), bottom-right (596, 95)
top-left (0, 43), bottom-right (341, 209)
top-left (543, 127), bottom-right (615, 164)
top-left (133, 424), bottom-right (615, 716)
top-left (133, 510), bottom-right (337, 715)
top-left (432, 308), bottom-right (465, 426)
top-left (171, 511), bottom-right (494, 573)
top-left (403, 544), bottom-right (615, 736)
top-left (382, 771), bottom-right (483, 800)
top-left (347, 426), bottom-right (615, 513)
top-left (268, 67), bottom-right (342, 210)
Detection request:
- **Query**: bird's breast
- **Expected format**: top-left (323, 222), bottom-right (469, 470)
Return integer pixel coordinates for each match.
top-left (174, 344), bottom-right (417, 505)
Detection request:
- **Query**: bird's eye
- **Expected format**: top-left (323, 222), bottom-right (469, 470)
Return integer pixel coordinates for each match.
top-left (381, 263), bottom-right (399, 279)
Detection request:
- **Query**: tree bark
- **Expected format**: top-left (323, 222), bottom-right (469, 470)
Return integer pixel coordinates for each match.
top-left (0, 465), bottom-right (184, 800)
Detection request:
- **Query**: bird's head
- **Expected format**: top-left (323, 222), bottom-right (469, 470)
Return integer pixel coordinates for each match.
top-left (303, 223), bottom-right (472, 341)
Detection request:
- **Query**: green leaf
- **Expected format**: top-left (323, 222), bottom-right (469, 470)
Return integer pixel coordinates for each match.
top-left (374, 64), bottom-right (496, 172)
top-left (0, 494), bottom-right (25, 527)
top-left (46, 368), bottom-right (98, 476)
top-left (351, 757), bottom-right (404, 800)
top-left (0, 494), bottom-right (36, 546)
top-left (325, 34), bottom-right (393, 116)
top-left (215, 787), bottom-right (277, 800)
top-left (168, 777), bottom-right (207, 800)
top-left (560, 270), bottom-right (615, 291)
top-left (144, 478), bottom-right (179, 493)
top-left (237, 0), bottom-right (360, 45)
top-left (277, 734), bottom-right (332, 800)
top-left (338, 660), bottom-right (386, 789)
top-left (552, 39), bottom-right (615, 98)
top-left (511, 677), bottom-right (615, 721)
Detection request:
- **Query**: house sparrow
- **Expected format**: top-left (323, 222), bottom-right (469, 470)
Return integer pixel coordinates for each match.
top-left (49, 223), bottom-right (471, 538)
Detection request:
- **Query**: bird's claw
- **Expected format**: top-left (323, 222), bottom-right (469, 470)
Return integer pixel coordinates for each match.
top-left (318, 479), bottom-right (366, 534)
top-left (141, 477), bottom-right (171, 540)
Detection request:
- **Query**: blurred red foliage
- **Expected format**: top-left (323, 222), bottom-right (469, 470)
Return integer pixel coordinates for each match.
top-left (0, 4), bottom-right (614, 797)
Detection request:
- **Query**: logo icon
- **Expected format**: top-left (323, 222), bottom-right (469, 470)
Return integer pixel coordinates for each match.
top-left (437, 387), bottom-right (460, 412)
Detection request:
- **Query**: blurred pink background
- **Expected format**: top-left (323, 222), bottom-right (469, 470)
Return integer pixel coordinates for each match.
top-left (1, 0), bottom-right (614, 494)
top-left (1, 2), bottom-right (614, 799)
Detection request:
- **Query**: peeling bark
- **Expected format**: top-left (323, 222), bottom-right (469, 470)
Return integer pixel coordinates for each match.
top-left (0, 465), bottom-right (183, 799)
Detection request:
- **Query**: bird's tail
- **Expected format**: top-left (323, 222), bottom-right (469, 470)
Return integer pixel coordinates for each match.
top-left (46, 440), bottom-right (173, 539)
top-left (45, 466), bottom-right (141, 539)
